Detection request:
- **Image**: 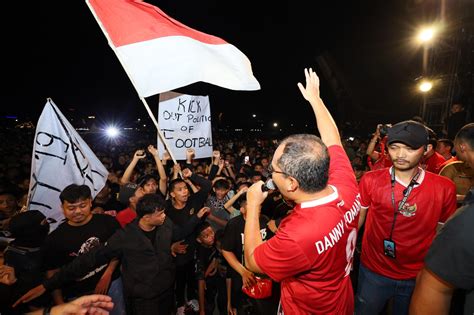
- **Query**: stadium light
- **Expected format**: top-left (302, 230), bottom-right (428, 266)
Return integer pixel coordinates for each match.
top-left (105, 126), bottom-right (120, 138)
top-left (417, 27), bottom-right (436, 43)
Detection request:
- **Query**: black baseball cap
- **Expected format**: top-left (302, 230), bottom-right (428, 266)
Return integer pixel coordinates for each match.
top-left (387, 120), bottom-right (429, 149)
top-left (119, 183), bottom-right (139, 206)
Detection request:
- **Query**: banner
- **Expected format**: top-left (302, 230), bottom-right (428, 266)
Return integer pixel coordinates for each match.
top-left (27, 99), bottom-right (108, 230)
top-left (158, 92), bottom-right (213, 160)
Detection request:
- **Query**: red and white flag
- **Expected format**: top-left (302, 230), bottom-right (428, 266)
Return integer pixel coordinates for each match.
top-left (86, 0), bottom-right (260, 97)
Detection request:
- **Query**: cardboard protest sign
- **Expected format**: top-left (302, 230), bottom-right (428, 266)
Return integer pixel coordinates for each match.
top-left (158, 92), bottom-right (213, 160)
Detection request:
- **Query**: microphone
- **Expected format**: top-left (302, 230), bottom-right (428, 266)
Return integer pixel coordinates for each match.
top-left (261, 179), bottom-right (276, 192)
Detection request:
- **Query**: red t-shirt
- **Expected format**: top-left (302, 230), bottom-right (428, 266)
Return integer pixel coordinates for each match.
top-left (421, 151), bottom-right (446, 174)
top-left (116, 207), bottom-right (136, 228)
top-left (254, 145), bottom-right (360, 315)
top-left (359, 167), bottom-right (457, 279)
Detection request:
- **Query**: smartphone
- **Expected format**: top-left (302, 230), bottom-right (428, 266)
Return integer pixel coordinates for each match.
top-left (244, 156), bottom-right (250, 163)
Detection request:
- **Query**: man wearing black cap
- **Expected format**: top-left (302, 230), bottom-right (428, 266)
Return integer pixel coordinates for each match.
top-left (355, 120), bottom-right (457, 314)
top-left (115, 183), bottom-right (145, 228)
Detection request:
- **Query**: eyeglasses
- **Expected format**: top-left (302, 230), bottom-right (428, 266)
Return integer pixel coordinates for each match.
top-left (268, 164), bottom-right (290, 177)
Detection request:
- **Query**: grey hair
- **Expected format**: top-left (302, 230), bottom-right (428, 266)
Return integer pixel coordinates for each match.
top-left (277, 134), bottom-right (329, 193)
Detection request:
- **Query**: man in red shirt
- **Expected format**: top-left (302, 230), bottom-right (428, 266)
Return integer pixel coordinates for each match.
top-left (244, 68), bottom-right (361, 314)
top-left (356, 120), bottom-right (457, 314)
top-left (420, 129), bottom-right (446, 174)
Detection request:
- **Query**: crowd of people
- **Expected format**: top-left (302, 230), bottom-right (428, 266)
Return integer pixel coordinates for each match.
top-left (0, 68), bottom-right (472, 315)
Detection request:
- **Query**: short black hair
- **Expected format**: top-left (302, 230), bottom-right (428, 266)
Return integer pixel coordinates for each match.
top-left (137, 174), bottom-right (158, 188)
top-left (136, 194), bottom-right (166, 218)
top-left (196, 221), bottom-right (212, 237)
top-left (437, 138), bottom-right (454, 149)
top-left (455, 123), bottom-right (474, 148)
top-left (59, 184), bottom-right (91, 203)
top-left (213, 179), bottom-right (230, 190)
top-left (169, 178), bottom-right (186, 192)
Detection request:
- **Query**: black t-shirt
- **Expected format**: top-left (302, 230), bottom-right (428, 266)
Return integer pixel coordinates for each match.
top-left (221, 215), bottom-right (271, 280)
top-left (195, 244), bottom-right (218, 281)
top-left (142, 228), bottom-right (157, 246)
top-left (425, 203), bottom-right (474, 315)
top-left (165, 177), bottom-right (210, 265)
top-left (42, 214), bottom-right (121, 299)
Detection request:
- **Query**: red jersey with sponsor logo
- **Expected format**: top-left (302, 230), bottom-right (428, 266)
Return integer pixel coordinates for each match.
top-left (359, 167), bottom-right (456, 279)
top-left (254, 145), bottom-right (360, 315)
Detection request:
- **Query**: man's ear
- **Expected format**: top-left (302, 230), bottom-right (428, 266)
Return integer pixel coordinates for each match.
top-left (287, 177), bottom-right (298, 192)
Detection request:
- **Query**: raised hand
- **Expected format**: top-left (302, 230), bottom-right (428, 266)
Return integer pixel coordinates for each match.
top-left (197, 207), bottom-right (210, 218)
top-left (186, 148), bottom-right (195, 161)
top-left (162, 151), bottom-right (171, 161)
top-left (133, 149), bottom-right (146, 160)
top-left (147, 145), bottom-right (158, 157)
top-left (182, 168), bottom-right (192, 179)
top-left (297, 68), bottom-right (320, 102)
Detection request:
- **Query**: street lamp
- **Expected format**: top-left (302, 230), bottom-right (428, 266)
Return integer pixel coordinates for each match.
top-left (417, 27), bottom-right (436, 43)
top-left (419, 80), bottom-right (433, 92)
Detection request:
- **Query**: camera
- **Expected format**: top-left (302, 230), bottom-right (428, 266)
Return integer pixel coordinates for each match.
top-left (379, 124), bottom-right (391, 137)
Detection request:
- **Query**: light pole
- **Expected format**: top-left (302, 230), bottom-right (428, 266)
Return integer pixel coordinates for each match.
top-left (416, 26), bottom-right (437, 121)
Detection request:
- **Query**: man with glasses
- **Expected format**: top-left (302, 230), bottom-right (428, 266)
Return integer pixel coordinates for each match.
top-left (355, 120), bottom-right (457, 314)
top-left (243, 68), bottom-right (361, 314)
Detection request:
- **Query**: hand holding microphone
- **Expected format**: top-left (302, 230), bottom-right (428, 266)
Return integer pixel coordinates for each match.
top-left (261, 179), bottom-right (276, 192)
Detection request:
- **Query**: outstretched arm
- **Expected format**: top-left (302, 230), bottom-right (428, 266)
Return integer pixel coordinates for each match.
top-left (120, 150), bottom-right (146, 185)
top-left (297, 68), bottom-right (341, 147)
top-left (367, 124), bottom-right (382, 159)
top-left (148, 145), bottom-right (168, 196)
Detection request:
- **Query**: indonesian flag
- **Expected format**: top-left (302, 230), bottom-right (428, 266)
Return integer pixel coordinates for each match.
top-left (86, 0), bottom-right (261, 97)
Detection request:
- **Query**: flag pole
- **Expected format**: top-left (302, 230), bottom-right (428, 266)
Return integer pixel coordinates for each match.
top-left (85, 0), bottom-right (179, 166)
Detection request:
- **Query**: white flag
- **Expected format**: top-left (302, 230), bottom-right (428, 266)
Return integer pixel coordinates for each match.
top-left (158, 92), bottom-right (213, 160)
top-left (27, 99), bottom-right (108, 231)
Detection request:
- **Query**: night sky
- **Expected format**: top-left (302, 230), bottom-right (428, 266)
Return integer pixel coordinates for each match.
top-left (4, 0), bottom-right (462, 135)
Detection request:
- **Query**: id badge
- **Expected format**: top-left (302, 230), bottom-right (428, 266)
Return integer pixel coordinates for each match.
top-left (383, 239), bottom-right (396, 258)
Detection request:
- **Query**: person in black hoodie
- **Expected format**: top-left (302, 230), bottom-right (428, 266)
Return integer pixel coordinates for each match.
top-left (14, 194), bottom-right (209, 315)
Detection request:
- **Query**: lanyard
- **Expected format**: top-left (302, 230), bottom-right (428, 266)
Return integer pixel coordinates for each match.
top-left (388, 168), bottom-right (421, 240)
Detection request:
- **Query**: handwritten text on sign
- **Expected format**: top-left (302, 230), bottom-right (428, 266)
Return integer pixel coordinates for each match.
top-left (158, 92), bottom-right (213, 160)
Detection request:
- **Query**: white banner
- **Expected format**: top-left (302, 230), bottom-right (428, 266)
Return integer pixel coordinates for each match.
top-left (158, 92), bottom-right (213, 160)
top-left (27, 99), bottom-right (108, 231)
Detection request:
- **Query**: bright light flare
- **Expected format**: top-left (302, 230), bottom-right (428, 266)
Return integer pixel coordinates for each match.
top-left (418, 27), bottom-right (435, 43)
top-left (105, 126), bottom-right (120, 138)
top-left (419, 81), bottom-right (433, 92)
